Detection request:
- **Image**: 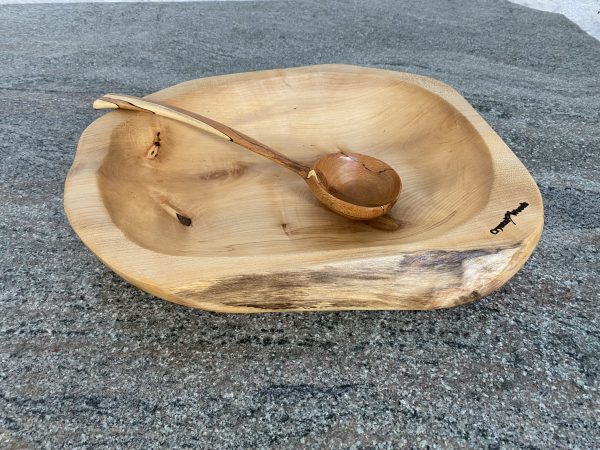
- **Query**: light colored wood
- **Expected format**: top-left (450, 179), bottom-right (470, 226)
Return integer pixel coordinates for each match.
top-left (64, 64), bottom-right (544, 313)
top-left (93, 93), bottom-right (401, 220)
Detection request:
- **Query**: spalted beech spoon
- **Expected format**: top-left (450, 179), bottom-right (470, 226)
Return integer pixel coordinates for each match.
top-left (94, 94), bottom-right (402, 220)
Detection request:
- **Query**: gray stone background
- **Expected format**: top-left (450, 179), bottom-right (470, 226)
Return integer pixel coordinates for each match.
top-left (1, 0), bottom-right (599, 448)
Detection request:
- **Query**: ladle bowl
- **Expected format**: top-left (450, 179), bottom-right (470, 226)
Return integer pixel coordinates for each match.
top-left (306, 152), bottom-right (402, 219)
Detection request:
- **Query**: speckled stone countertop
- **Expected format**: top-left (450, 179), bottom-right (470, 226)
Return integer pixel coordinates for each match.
top-left (1, 0), bottom-right (599, 448)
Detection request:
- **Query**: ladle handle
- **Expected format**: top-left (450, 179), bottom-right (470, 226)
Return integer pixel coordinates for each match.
top-left (93, 93), bottom-right (310, 178)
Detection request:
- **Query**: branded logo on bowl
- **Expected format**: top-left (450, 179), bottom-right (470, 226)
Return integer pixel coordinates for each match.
top-left (490, 202), bottom-right (529, 234)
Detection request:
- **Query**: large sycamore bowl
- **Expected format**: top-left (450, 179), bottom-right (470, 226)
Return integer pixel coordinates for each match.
top-left (64, 65), bottom-right (543, 313)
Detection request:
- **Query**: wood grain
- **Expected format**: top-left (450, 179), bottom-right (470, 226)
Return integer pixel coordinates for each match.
top-left (64, 64), bottom-right (544, 313)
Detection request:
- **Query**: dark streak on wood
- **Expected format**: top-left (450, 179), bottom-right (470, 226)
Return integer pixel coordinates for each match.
top-left (176, 247), bottom-right (516, 310)
top-left (197, 164), bottom-right (246, 181)
top-left (399, 249), bottom-right (492, 269)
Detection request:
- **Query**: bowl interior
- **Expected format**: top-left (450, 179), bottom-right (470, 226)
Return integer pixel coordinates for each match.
top-left (98, 70), bottom-right (493, 256)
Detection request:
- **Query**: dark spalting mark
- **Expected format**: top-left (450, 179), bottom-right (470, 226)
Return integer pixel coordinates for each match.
top-left (177, 246), bottom-right (518, 310)
top-left (190, 272), bottom-right (340, 310)
top-left (217, 298), bottom-right (376, 311)
top-left (198, 164), bottom-right (246, 181)
top-left (400, 249), bottom-right (494, 271)
top-left (176, 213), bottom-right (192, 226)
top-left (336, 271), bottom-right (388, 281)
top-left (203, 273), bottom-right (309, 294)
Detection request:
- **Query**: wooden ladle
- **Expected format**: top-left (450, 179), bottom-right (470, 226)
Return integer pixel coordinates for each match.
top-left (93, 93), bottom-right (402, 220)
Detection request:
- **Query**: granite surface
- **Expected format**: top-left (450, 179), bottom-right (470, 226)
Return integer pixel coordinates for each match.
top-left (1, 0), bottom-right (599, 448)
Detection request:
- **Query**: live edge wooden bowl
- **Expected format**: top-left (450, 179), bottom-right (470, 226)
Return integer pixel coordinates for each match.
top-left (64, 64), bottom-right (543, 313)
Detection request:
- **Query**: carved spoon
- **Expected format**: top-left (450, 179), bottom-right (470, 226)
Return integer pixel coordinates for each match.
top-left (94, 93), bottom-right (402, 220)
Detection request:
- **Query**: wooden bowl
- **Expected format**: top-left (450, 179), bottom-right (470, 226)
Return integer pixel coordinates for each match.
top-left (64, 64), bottom-right (543, 313)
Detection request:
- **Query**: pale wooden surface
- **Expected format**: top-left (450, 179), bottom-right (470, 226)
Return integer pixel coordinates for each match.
top-left (64, 64), bottom-right (544, 312)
